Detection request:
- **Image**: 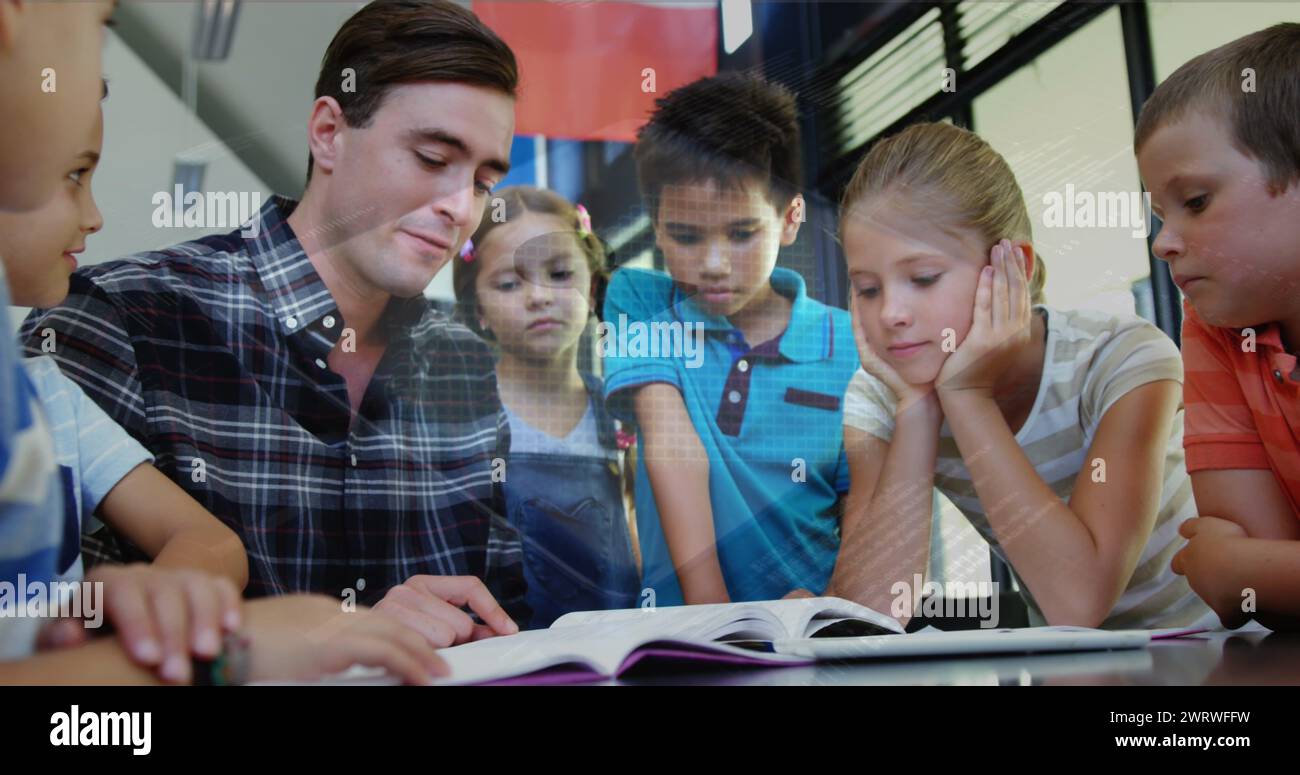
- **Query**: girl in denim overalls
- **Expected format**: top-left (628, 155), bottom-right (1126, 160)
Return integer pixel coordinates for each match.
top-left (454, 186), bottom-right (640, 628)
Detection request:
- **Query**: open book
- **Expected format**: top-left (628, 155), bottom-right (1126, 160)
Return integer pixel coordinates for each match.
top-left (430, 596), bottom-right (1190, 685)
top-left (432, 597), bottom-right (901, 685)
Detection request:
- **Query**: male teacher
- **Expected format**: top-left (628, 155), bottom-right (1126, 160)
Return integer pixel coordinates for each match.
top-left (23, 0), bottom-right (529, 646)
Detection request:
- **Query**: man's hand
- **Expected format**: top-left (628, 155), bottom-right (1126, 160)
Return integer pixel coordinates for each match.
top-left (244, 595), bottom-right (447, 685)
top-left (373, 575), bottom-right (519, 647)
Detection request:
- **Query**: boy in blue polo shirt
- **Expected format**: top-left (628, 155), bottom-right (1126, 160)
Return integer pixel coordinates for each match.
top-left (603, 73), bottom-right (860, 605)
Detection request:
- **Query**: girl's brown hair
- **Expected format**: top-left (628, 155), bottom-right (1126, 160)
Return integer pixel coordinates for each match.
top-left (453, 185), bottom-right (610, 338)
top-left (839, 121), bottom-right (1046, 304)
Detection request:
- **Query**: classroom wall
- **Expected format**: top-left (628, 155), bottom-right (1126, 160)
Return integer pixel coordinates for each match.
top-left (9, 31), bottom-right (270, 331)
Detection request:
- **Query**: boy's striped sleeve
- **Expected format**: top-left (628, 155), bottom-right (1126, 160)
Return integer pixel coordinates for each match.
top-left (1180, 305), bottom-right (1271, 472)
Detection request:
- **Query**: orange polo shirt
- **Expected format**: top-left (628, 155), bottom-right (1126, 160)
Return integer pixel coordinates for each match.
top-left (1181, 301), bottom-right (1300, 517)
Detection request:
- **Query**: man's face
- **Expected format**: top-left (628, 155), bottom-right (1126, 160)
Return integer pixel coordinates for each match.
top-left (654, 178), bottom-right (798, 319)
top-left (0, 0), bottom-right (115, 213)
top-left (1138, 109), bottom-right (1300, 329)
top-left (316, 81), bottom-right (515, 299)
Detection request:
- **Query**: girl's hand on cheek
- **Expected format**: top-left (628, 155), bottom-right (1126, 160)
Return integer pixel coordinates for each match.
top-left (935, 240), bottom-right (1032, 400)
top-left (850, 302), bottom-right (939, 416)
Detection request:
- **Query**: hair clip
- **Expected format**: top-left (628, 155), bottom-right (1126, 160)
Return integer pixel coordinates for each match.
top-left (575, 204), bottom-right (593, 239)
top-left (614, 420), bottom-right (636, 451)
top-left (460, 237), bottom-right (475, 263)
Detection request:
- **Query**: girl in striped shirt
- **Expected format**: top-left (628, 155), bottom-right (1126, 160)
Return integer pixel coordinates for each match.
top-left (829, 121), bottom-right (1217, 630)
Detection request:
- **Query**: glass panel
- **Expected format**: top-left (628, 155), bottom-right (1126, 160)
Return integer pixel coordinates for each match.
top-left (973, 7), bottom-right (1151, 318)
top-left (1150, 1), bottom-right (1300, 80)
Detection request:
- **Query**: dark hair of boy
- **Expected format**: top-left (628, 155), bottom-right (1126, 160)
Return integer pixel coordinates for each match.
top-left (306, 0), bottom-right (518, 183)
top-left (453, 185), bottom-right (611, 340)
top-left (633, 71), bottom-right (803, 220)
top-left (1134, 22), bottom-right (1300, 191)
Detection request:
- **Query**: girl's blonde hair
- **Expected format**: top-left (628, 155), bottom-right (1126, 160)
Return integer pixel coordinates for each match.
top-left (453, 185), bottom-right (610, 339)
top-left (839, 121), bottom-right (1046, 304)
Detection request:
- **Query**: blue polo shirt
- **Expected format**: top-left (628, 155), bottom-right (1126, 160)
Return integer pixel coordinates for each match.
top-left (603, 266), bottom-right (859, 604)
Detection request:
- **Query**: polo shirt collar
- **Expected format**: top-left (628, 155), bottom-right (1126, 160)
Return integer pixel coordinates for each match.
top-left (1247, 320), bottom-right (1299, 381)
top-left (669, 267), bottom-right (829, 362)
top-left (772, 268), bottom-right (830, 363)
top-left (1252, 321), bottom-right (1285, 351)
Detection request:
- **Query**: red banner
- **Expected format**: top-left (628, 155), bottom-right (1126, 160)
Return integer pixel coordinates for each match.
top-left (474, 1), bottom-right (719, 142)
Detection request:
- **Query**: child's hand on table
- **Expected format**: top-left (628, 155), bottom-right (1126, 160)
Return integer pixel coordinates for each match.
top-left (1172, 516), bottom-right (1251, 628)
top-left (85, 563), bottom-right (241, 683)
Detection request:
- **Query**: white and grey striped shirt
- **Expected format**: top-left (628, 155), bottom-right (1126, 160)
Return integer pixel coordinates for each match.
top-left (844, 305), bottom-right (1218, 630)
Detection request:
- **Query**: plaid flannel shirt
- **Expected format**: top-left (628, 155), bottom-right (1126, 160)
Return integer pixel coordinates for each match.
top-left (21, 196), bottom-right (528, 620)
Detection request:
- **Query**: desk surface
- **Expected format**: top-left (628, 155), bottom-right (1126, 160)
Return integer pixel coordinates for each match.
top-left (610, 629), bottom-right (1300, 686)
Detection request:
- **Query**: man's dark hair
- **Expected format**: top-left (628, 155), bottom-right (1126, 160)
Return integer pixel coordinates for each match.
top-left (634, 72), bottom-right (803, 221)
top-left (306, 0), bottom-right (518, 183)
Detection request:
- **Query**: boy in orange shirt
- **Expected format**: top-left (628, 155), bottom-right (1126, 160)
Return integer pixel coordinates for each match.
top-left (1135, 23), bottom-right (1300, 630)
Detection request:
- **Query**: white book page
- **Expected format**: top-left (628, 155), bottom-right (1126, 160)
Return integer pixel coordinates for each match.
top-left (767, 597), bottom-right (905, 637)
top-left (773, 625), bottom-right (1150, 659)
top-left (551, 602), bottom-right (787, 641)
top-left (433, 619), bottom-right (659, 684)
top-left (550, 597), bottom-right (902, 640)
top-left (435, 607), bottom-right (793, 684)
